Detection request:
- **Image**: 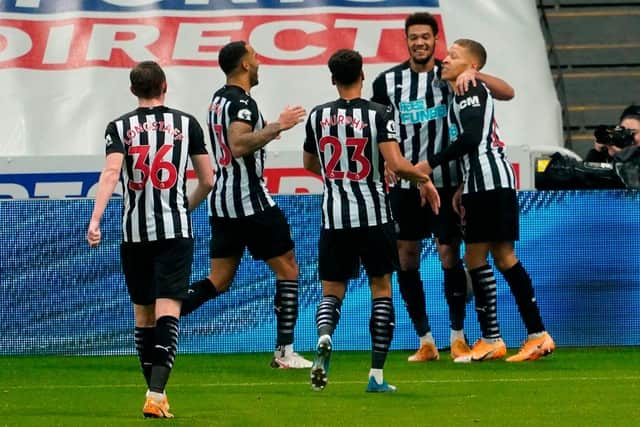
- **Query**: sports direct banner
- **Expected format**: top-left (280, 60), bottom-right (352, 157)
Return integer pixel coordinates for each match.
top-left (0, 0), bottom-right (562, 196)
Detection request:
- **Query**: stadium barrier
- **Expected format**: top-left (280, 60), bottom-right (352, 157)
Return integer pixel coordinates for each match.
top-left (1, 190), bottom-right (638, 355)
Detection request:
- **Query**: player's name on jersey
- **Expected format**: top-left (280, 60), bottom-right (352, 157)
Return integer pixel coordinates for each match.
top-left (319, 114), bottom-right (369, 131)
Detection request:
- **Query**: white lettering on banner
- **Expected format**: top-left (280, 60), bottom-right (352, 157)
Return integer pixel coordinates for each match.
top-left (249, 21), bottom-right (326, 60)
top-left (0, 27), bottom-right (32, 62)
top-left (0, 168), bottom-right (323, 199)
top-left (1, 14), bottom-right (423, 69)
top-left (0, 184), bottom-right (29, 199)
top-left (173, 22), bottom-right (242, 61)
top-left (34, 182), bottom-right (83, 198)
top-left (334, 19), bottom-right (402, 57)
top-left (43, 25), bottom-right (74, 64)
top-left (87, 24), bottom-right (159, 61)
top-left (15, 0), bottom-right (41, 7)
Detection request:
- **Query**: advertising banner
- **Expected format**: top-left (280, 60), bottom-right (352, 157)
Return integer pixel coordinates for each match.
top-left (1, 191), bottom-right (639, 355)
top-left (0, 0), bottom-right (562, 195)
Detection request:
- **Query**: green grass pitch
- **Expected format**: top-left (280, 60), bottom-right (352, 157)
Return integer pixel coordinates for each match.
top-left (1, 348), bottom-right (639, 426)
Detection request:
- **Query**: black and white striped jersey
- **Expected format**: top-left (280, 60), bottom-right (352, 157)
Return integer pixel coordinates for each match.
top-left (448, 83), bottom-right (516, 194)
top-left (303, 98), bottom-right (396, 230)
top-left (206, 85), bottom-right (275, 218)
top-left (371, 60), bottom-right (462, 189)
top-left (105, 105), bottom-right (208, 243)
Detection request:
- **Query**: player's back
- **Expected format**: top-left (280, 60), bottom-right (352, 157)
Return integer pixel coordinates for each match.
top-left (106, 105), bottom-right (203, 242)
top-left (206, 84), bottom-right (274, 218)
top-left (448, 83), bottom-right (516, 193)
top-left (304, 98), bottom-right (393, 230)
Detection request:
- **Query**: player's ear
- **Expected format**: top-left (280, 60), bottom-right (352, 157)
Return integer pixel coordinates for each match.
top-left (331, 75), bottom-right (336, 86)
top-left (130, 86), bottom-right (137, 97)
top-left (162, 81), bottom-right (167, 94)
top-left (360, 70), bottom-right (365, 82)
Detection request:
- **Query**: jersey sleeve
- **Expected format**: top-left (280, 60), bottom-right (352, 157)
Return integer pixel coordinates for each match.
top-left (104, 121), bottom-right (124, 156)
top-left (456, 84), bottom-right (488, 135)
top-left (227, 95), bottom-right (259, 128)
top-left (187, 116), bottom-right (208, 155)
top-left (371, 74), bottom-right (391, 107)
top-left (375, 105), bottom-right (398, 145)
top-left (303, 113), bottom-right (319, 155)
top-left (429, 85), bottom-right (489, 168)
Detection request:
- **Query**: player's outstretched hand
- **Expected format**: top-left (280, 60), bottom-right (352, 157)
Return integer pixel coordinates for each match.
top-left (278, 105), bottom-right (306, 132)
top-left (87, 220), bottom-right (101, 247)
top-left (455, 68), bottom-right (478, 95)
top-left (420, 180), bottom-right (440, 215)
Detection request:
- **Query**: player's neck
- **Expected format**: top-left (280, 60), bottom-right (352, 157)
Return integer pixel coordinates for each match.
top-left (226, 76), bottom-right (251, 93)
top-left (138, 96), bottom-right (164, 108)
top-left (409, 57), bottom-right (435, 73)
top-left (337, 86), bottom-right (361, 101)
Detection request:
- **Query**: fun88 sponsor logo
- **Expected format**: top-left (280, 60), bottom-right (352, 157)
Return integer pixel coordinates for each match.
top-left (3, 0), bottom-right (439, 13)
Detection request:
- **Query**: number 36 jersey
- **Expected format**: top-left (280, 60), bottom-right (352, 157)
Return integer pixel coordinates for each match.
top-left (105, 105), bottom-right (208, 243)
top-left (304, 98), bottom-right (397, 230)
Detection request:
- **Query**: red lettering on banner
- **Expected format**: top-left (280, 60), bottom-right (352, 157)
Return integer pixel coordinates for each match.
top-left (512, 162), bottom-right (520, 189)
top-left (0, 14), bottom-right (447, 69)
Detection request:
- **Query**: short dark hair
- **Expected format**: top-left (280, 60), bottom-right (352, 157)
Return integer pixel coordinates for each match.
top-left (328, 49), bottom-right (362, 85)
top-left (454, 38), bottom-right (487, 69)
top-left (405, 12), bottom-right (439, 36)
top-left (620, 104), bottom-right (640, 122)
top-left (219, 41), bottom-right (248, 75)
top-left (129, 61), bottom-right (166, 99)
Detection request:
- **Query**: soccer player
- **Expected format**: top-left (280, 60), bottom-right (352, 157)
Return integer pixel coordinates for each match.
top-left (303, 49), bottom-right (441, 392)
top-left (426, 38), bottom-right (555, 362)
top-left (87, 61), bottom-right (214, 418)
top-left (371, 12), bottom-right (515, 361)
top-left (180, 40), bottom-right (312, 369)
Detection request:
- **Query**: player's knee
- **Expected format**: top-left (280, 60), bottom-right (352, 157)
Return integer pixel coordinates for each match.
top-left (369, 275), bottom-right (392, 297)
top-left (134, 304), bottom-right (155, 326)
top-left (464, 252), bottom-right (486, 270)
top-left (494, 256), bottom-right (518, 273)
top-left (438, 247), bottom-right (459, 268)
top-left (397, 241), bottom-right (420, 270)
top-left (398, 250), bottom-right (420, 270)
top-left (271, 252), bottom-right (298, 280)
top-left (209, 272), bottom-right (233, 293)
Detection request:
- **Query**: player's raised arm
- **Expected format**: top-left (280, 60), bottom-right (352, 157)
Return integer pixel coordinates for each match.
top-left (228, 105), bottom-right (306, 157)
top-left (455, 68), bottom-right (514, 100)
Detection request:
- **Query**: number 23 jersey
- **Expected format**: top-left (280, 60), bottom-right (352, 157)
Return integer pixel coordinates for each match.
top-left (304, 98), bottom-right (397, 230)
